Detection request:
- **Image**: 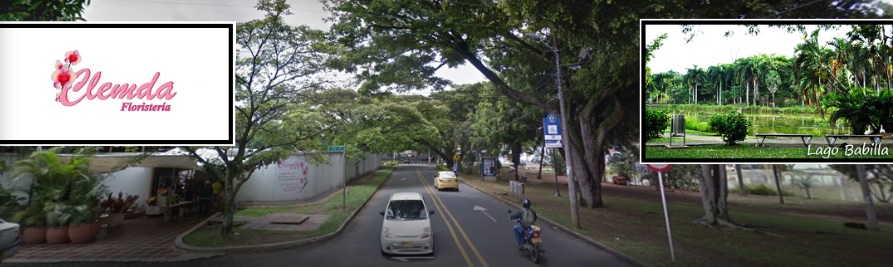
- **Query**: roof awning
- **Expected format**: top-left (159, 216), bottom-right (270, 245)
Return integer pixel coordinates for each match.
top-left (57, 153), bottom-right (202, 173)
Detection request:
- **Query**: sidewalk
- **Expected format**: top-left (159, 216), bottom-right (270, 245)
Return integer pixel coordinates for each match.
top-left (6, 216), bottom-right (221, 263)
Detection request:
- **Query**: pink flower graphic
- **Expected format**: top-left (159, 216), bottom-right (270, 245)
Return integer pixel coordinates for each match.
top-left (65, 50), bottom-right (81, 66)
top-left (51, 50), bottom-right (82, 102)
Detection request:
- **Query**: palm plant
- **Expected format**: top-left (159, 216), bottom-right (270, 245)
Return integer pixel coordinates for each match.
top-left (11, 148), bottom-right (102, 226)
top-left (824, 87), bottom-right (875, 134)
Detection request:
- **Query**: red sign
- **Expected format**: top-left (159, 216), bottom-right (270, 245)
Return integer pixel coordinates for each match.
top-left (647, 164), bottom-right (672, 172)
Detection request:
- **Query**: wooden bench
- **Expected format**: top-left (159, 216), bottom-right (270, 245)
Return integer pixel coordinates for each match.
top-left (824, 134), bottom-right (882, 146)
top-left (755, 133), bottom-right (814, 147)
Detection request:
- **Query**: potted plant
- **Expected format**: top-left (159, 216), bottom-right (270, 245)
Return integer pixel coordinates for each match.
top-left (12, 202), bottom-right (47, 244)
top-left (68, 173), bottom-right (107, 243)
top-left (44, 202), bottom-right (72, 244)
top-left (101, 192), bottom-right (138, 228)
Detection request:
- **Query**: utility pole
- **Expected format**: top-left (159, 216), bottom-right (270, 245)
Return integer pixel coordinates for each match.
top-left (551, 36), bottom-right (580, 229)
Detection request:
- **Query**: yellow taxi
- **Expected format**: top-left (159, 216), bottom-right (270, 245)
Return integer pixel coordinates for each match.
top-left (433, 171), bottom-right (459, 191)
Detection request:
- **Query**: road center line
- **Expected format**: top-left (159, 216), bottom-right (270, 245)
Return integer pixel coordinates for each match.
top-left (416, 169), bottom-right (490, 267)
top-left (416, 168), bottom-right (475, 267)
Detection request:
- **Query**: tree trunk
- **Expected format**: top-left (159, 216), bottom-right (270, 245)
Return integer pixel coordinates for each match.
top-left (735, 164), bottom-right (746, 196)
top-left (220, 177), bottom-right (237, 236)
top-left (772, 165), bottom-right (785, 204)
top-left (511, 142), bottom-right (522, 181)
top-left (699, 164), bottom-right (735, 226)
top-left (856, 164), bottom-right (879, 230)
top-left (537, 144), bottom-right (545, 179)
top-left (746, 82), bottom-right (750, 106)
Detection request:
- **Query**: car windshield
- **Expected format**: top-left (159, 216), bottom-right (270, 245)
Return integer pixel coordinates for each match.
top-left (440, 173), bottom-right (456, 178)
top-left (386, 200), bottom-right (428, 220)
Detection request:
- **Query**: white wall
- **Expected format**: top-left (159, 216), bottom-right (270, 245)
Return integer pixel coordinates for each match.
top-left (101, 167), bottom-right (153, 209)
top-left (235, 151), bottom-right (384, 205)
top-left (1, 151), bottom-right (386, 207)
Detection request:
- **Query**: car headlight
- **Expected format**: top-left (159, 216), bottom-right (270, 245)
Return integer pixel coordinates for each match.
top-left (418, 227), bottom-right (431, 239)
top-left (383, 228), bottom-right (394, 239)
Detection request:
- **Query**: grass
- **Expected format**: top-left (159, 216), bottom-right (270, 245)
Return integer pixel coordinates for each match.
top-left (182, 167), bottom-right (395, 247)
top-left (461, 176), bottom-right (893, 267)
top-left (645, 144), bottom-right (891, 159)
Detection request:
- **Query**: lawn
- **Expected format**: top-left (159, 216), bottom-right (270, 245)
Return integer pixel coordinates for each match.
top-left (461, 176), bottom-right (893, 267)
top-left (183, 167), bottom-right (394, 247)
top-left (645, 144), bottom-right (891, 159)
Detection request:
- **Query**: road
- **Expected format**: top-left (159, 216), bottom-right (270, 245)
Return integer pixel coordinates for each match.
top-left (8, 165), bottom-right (634, 267)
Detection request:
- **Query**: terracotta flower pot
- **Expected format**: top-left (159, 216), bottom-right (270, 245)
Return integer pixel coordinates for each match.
top-left (68, 222), bottom-right (99, 244)
top-left (21, 226), bottom-right (47, 244)
top-left (46, 226), bottom-right (70, 244)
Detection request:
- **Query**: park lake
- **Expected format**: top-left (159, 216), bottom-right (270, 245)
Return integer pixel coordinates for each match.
top-left (649, 106), bottom-right (853, 137)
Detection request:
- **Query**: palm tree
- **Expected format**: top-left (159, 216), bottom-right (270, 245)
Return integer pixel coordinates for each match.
top-left (707, 65), bottom-right (724, 105)
top-left (684, 65), bottom-right (707, 104)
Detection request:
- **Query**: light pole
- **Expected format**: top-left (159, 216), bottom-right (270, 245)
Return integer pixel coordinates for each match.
top-left (526, 33), bottom-right (580, 229)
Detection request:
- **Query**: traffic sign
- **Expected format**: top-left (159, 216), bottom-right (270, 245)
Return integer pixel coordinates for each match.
top-left (647, 164), bottom-right (672, 172)
top-left (542, 114), bottom-right (561, 140)
top-left (453, 154), bottom-right (461, 161)
top-left (328, 145), bottom-right (345, 152)
top-left (545, 139), bottom-right (562, 148)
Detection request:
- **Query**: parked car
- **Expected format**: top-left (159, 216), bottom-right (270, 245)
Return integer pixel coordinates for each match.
top-left (380, 192), bottom-right (435, 256)
top-left (0, 218), bottom-right (21, 263)
top-left (433, 171), bottom-right (459, 191)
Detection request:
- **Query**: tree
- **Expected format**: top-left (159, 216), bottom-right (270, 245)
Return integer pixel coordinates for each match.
top-left (791, 174), bottom-right (819, 199)
top-left (830, 164), bottom-right (893, 203)
top-left (698, 164), bottom-right (736, 227)
top-left (0, 0), bottom-right (92, 21)
top-left (324, 0), bottom-right (889, 211)
top-left (181, 0), bottom-right (332, 237)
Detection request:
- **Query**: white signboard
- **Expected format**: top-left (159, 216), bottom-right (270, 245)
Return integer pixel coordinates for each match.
top-left (276, 156), bottom-right (310, 194)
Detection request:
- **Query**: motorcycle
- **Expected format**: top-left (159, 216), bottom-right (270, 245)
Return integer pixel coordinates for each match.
top-left (508, 209), bottom-right (545, 263)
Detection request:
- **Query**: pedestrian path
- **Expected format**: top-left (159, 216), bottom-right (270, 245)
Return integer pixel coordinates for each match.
top-left (6, 216), bottom-right (221, 263)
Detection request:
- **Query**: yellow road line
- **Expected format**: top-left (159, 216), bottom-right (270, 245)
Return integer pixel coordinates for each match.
top-left (416, 169), bottom-right (490, 267)
top-left (416, 168), bottom-right (475, 267)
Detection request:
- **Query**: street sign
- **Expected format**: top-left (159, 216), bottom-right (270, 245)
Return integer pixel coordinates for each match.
top-left (646, 163), bottom-right (676, 262)
top-left (453, 154), bottom-right (461, 161)
top-left (647, 164), bottom-right (672, 172)
top-left (545, 139), bottom-right (562, 148)
top-left (328, 145), bottom-right (345, 152)
top-left (542, 114), bottom-right (561, 141)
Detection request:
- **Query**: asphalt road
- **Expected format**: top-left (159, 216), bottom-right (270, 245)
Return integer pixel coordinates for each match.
top-left (8, 165), bottom-right (633, 267)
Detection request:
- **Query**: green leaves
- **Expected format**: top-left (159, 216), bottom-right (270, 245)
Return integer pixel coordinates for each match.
top-left (708, 111), bottom-right (751, 145)
top-left (0, 0), bottom-right (92, 21)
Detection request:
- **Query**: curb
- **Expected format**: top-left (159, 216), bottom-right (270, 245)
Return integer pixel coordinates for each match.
top-left (174, 168), bottom-right (393, 254)
top-left (460, 179), bottom-right (651, 267)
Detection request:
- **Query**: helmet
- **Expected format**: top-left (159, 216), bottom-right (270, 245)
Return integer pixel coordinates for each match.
top-left (522, 199), bottom-right (531, 209)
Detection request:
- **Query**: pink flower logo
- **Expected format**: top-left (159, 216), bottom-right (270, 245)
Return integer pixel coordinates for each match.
top-left (50, 50), bottom-right (81, 102)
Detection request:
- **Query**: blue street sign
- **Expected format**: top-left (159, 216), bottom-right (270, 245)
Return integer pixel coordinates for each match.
top-left (543, 114), bottom-right (561, 137)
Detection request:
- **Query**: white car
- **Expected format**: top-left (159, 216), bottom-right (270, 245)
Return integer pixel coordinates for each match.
top-left (379, 192), bottom-right (435, 256)
top-left (0, 218), bottom-right (21, 263)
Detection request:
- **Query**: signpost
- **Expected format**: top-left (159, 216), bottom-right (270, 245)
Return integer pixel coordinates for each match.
top-left (646, 164), bottom-right (675, 262)
top-left (543, 114), bottom-right (562, 148)
top-left (543, 114), bottom-right (562, 196)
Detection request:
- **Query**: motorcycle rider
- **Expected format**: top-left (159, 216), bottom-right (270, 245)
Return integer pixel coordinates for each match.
top-left (510, 199), bottom-right (538, 250)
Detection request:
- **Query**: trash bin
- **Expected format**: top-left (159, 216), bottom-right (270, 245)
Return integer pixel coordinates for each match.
top-left (671, 114), bottom-right (686, 137)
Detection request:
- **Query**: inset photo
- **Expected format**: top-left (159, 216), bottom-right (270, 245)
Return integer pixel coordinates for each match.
top-left (642, 20), bottom-right (893, 163)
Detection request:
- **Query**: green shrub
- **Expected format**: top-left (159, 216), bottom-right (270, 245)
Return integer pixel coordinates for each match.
top-left (643, 110), bottom-right (670, 142)
top-left (684, 115), bottom-right (712, 132)
top-left (644, 109), bottom-right (670, 142)
top-left (708, 111), bottom-right (751, 145)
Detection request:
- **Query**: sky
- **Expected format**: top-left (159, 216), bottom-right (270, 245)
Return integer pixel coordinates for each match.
top-left (82, 0), bottom-right (488, 95)
top-left (645, 24), bottom-right (857, 74)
